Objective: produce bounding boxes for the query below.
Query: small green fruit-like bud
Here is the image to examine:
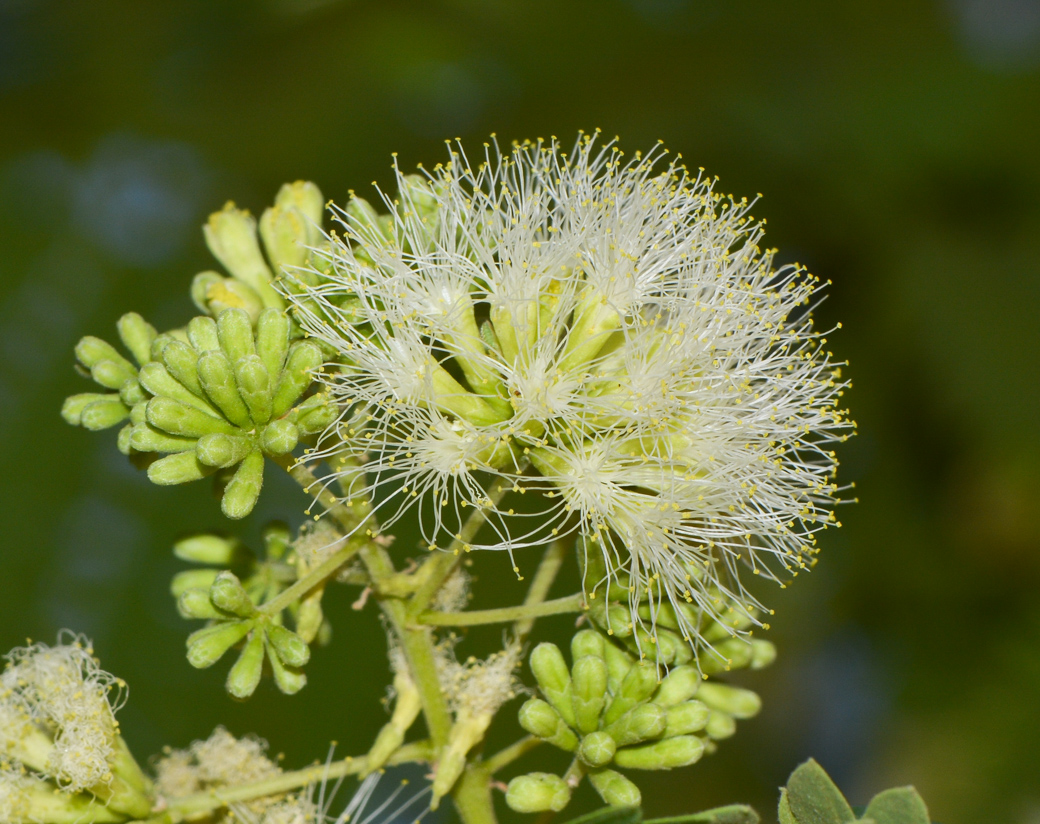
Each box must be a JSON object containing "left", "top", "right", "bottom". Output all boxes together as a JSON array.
[
  {"left": 76, "top": 335, "right": 133, "bottom": 371},
  {"left": 697, "top": 683, "right": 761, "bottom": 720},
  {"left": 178, "top": 588, "right": 224, "bottom": 620},
  {"left": 614, "top": 735, "right": 705, "bottom": 770},
  {"left": 572, "top": 629, "right": 606, "bottom": 661},
  {"left": 292, "top": 394, "right": 337, "bottom": 436},
  {"left": 221, "top": 449, "right": 265, "bottom": 519},
  {"left": 138, "top": 362, "right": 216, "bottom": 413},
  {"left": 530, "top": 643, "right": 576, "bottom": 727},
  {"left": 603, "top": 661, "right": 658, "bottom": 725},
  {"left": 266, "top": 623, "right": 310, "bottom": 668},
  {"left": 171, "top": 568, "right": 220, "bottom": 597},
  {"left": 197, "top": 350, "right": 251, "bottom": 427},
  {"left": 209, "top": 571, "right": 256, "bottom": 617},
  {"left": 90, "top": 358, "right": 136, "bottom": 390},
  {"left": 62, "top": 392, "right": 111, "bottom": 425},
  {"left": 571, "top": 655, "right": 609, "bottom": 734},
  {"left": 196, "top": 433, "right": 253, "bottom": 468},
  {"left": 148, "top": 451, "right": 213, "bottom": 485},
  {"left": 226, "top": 629, "right": 265, "bottom": 699},
  {"left": 261, "top": 418, "right": 299, "bottom": 456},
  {"left": 174, "top": 534, "right": 245, "bottom": 565},
  {"left": 588, "top": 769, "right": 642, "bottom": 807},
  {"left": 518, "top": 698, "right": 578, "bottom": 751},
  {"left": 295, "top": 596, "right": 324, "bottom": 644},
  {"left": 750, "top": 639, "right": 777, "bottom": 669},
  {"left": 705, "top": 710, "right": 736, "bottom": 740},
  {"left": 234, "top": 354, "right": 273, "bottom": 425},
  {"left": 260, "top": 203, "right": 310, "bottom": 273},
  {"left": 204, "top": 204, "right": 284, "bottom": 309},
  {"left": 117, "top": 312, "right": 157, "bottom": 365},
  {"left": 217, "top": 308, "right": 257, "bottom": 363},
  {"left": 266, "top": 635, "right": 307, "bottom": 694},
  {"left": 664, "top": 700, "right": 710, "bottom": 736},
  {"left": 579, "top": 731, "right": 616, "bottom": 767},
  {"left": 197, "top": 274, "right": 266, "bottom": 321},
  {"left": 276, "top": 181, "right": 324, "bottom": 229},
  {"left": 119, "top": 377, "right": 146, "bottom": 406},
  {"left": 130, "top": 423, "right": 196, "bottom": 454},
  {"left": 605, "top": 703, "right": 666, "bottom": 747},
  {"left": 186, "top": 620, "right": 252, "bottom": 668},
  {"left": 399, "top": 174, "right": 438, "bottom": 214},
  {"left": 346, "top": 196, "right": 388, "bottom": 238},
  {"left": 148, "top": 397, "right": 236, "bottom": 438},
  {"left": 161, "top": 339, "right": 204, "bottom": 397},
  {"left": 80, "top": 397, "right": 130, "bottom": 430},
  {"left": 700, "top": 637, "right": 755, "bottom": 675},
  {"left": 117, "top": 423, "right": 133, "bottom": 454},
  {"left": 272, "top": 341, "right": 323, "bottom": 417},
  {"left": 604, "top": 641, "right": 635, "bottom": 695},
  {"left": 654, "top": 665, "right": 700, "bottom": 707},
  {"left": 256, "top": 308, "right": 290, "bottom": 379},
  {"left": 192, "top": 271, "right": 225, "bottom": 313},
  {"left": 505, "top": 773, "right": 571, "bottom": 814},
  {"left": 187, "top": 315, "right": 221, "bottom": 352}
]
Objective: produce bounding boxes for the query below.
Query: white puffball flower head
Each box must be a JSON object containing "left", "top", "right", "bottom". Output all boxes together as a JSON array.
[{"left": 287, "top": 133, "right": 853, "bottom": 657}]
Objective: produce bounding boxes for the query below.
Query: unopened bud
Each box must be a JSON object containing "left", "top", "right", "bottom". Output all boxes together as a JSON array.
[
  {"left": 226, "top": 629, "right": 265, "bottom": 699},
  {"left": 174, "top": 534, "right": 245, "bottom": 565},
  {"left": 197, "top": 350, "right": 251, "bottom": 427},
  {"left": 614, "top": 735, "right": 705, "bottom": 770},
  {"left": 518, "top": 698, "right": 578, "bottom": 751},
  {"left": 530, "top": 643, "right": 576, "bottom": 728},
  {"left": 705, "top": 710, "right": 736, "bottom": 740},
  {"left": 148, "top": 451, "right": 212, "bottom": 485},
  {"left": 571, "top": 629, "right": 605, "bottom": 660},
  {"left": 159, "top": 340, "right": 202, "bottom": 398},
  {"left": 588, "top": 769, "right": 642, "bottom": 807},
  {"left": 578, "top": 731, "right": 616, "bottom": 767},
  {"left": 505, "top": 773, "right": 571, "bottom": 813},
  {"left": 196, "top": 433, "right": 253, "bottom": 468},
  {"left": 571, "top": 655, "right": 609, "bottom": 734},
  {"left": 75, "top": 335, "right": 132, "bottom": 371},
  {"left": 217, "top": 308, "right": 257, "bottom": 364},
  {"left": 696, "top": 683, "right": 761, "bottom": 720},
  {"left": 178, "top": 588, "right": 224, "bottom": 620},
  {"left": 130, "top": 423, "right": 195, "bottom": 454},
  {"left": 138, "top": 362, "right": 212, "bottom": 411},
  {"left": 605, "top": 703, "right": 666, "bottom": 747},
  {"left": 204, "top": 204, "right": 284, "bottom": 309},
  {"left": 750, "top": 639, "right": 777, "bottom": 669},
  {"left": 272, "top": 342, "right": 323, "bottom": 417},
  {"left": 147, "top": 397, "right": 234, "bottom": 439},
  {"left": 603, "top": 661, "right": 657, "bottom": 725},
  {"left": 654, "top": 665, "right": 700, "bottom": 707},
  {"left": 291, "top": 395, "right": 337, "bottom": 436},
  {"left": 90, "top": 359, "right": 136, "bottom": 390},
  {"left": 262, "top": 521, "right": 292, "bottom": 560},
  {"left": 209, "top": 571, "right": 256, "bottom": 617},
  {"left": 187, "top": 315, "right": 221, "bottom": 352},
  {"left": 700, "top": 637, "right": 755, "bottom": 675},
  {"left": 235, "top": 355, "right": 273, "bottom": 426},
  {"left": 79, "top": 397, "right": 130, "bottom": 430},
  {"left": 116, "top": 312, "right": 157, "bottom": 365},
  {"left": 266, "top": 635, "right": 307, "bottom": 694},
  {"left": 664, "top": 700, "right": 709, "bottom": 736},
  {"left": 221, "top": 450, "right": 264, "bottom": 519},
  {"left": 266, "top": 624, "right": 310, "bottom": 668},
  {"left": 261, "top": 418, "right": 299, "bottom": 456},
  {"left": 256, "top": 308, "right": 291, "bottom": 379},
  {"left": 186, "top": 620, "right": 252, "bottom": 668},
  {"left": 603, "top": 642, "right": 635, "bottom": 695},
  {"left": 171, "top": 568, "right": 220, "bottom": 597}
]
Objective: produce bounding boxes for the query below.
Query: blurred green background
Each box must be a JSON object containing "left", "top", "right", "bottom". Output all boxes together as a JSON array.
[{"left": 2, "top": 1, "right": 1039, "bottom": 822}]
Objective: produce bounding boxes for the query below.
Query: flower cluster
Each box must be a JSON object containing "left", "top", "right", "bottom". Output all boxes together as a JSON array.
[{"left": 288, "top": 134, "right": 852, "bottom": 656}]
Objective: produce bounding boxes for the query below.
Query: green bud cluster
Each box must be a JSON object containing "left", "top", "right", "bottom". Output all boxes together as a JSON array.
[
  {"left": 172, "top": 522, "right": 345, "bottom": 698},
  {"left": 779, "top": 759, "right": 933, "bottom": 824},
  {"left": 508, "top": 630, "right": 768, "bottom": 813},
  {"left": 582, "top": 541, "right": 777, "bottom": 672}
]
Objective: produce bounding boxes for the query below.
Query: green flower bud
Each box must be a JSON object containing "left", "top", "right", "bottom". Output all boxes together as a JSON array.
[
  {"left": 572, "top": 655, "right": 609, "bottom": 734},
  {"left": 614, "top": 735, "right": 705, "bottom": 770},
  {"left": 118, "top": 377, "right": 146, "bottom": 406},
  {"left": 196, "top": 432, "right": 253, "bottom": 468},
  {"left": 187, "top": 315, "right": 221, "bottom": 352},
  {"left": 256, "top": 308, "right": 291, "bottom": 380},
  {"left": 171, "top": 568, "right": 220, "bottom": 597},
  {"left": 79, "top": 397, "right": 130, "bottom": 430},
  {"left": 750, "top": 639, "right": 777, "bottom": 669},
  {"left": 295, "top": 596, "right": 324, "bottom": 644},
  {"left": 696, "top": 683, "right": 761, "bottom": 720},
  {"left": 346, "top": 196, "right": 390, "bottom": 239},
  {"left": 266, "top": 623, "right": 310, "bottom": 668},
  {"left": 530, "top": 643, "right": 576, "bottom": 728},
  {"left": 116, "top": 422, "right": 134, "bottom": 454},
  {"left": 130, "top": 423, "right": 195, "bottom": 454},
  {"left": 260, "top": 204, "right": 311, "bottom": 273},
  {"left": 261, "top": 418, "right": 299, "bottom": 456},
  {"left": 174, "top": 533, "right": 245, "bottom": 565},
  {"left": 291, "top": 393, "right": 337, "bottom": 436},
  {"left": 178, "top": 588, "right": 225, "bottom": 620},
  {"left": 664, "top": 700, "right": 710, "bottom": 736},
  {"left": 191, "top": 270, "right": 225, "bottom": 313},
  {"left": 226, "top": 629, "right": 265, "bottom": 699},
  {"left": 654, "top": 665, "right": 700, "bottom": 707},
  {"left": 147, "top": 397, "right": 236, "bottom": 438},
  {"left": 604, "top": 703, "right": 666, "bottom": 747},
  {"left": 579, "top": 731, "right": 616, "bottom": 767},
  {"left": 234, "top": 354, "right": 273, "bottom": 425},
  {"left": 705, "top": 710, "right": 736, "bottom": 740},
  {"left": 186, "top": 620, "right": 252, "bottom": 668},
  {"left": 588, "top": 769, "right": 642, "bottom": 807},
  {"left": 138, "top": 362, "right": 217, "bottom": 413},
  {"left": 221, "top": 449, "right": 265, "bottom": 519},
  {"left": 148, "top": 451, "right": 213, "bottom": 485},
  {"left": 194, "top": 272, "right": 266, "bottom": 321},
  {"left": 116, "top": 312, "right": 157, "bottom": 365},
  {"left": 272, "top": 341, "right": 323, "bottom": 417},
  {"left": 204, "top": 203, "right": 284, "bottom": 309},
  {"left": 217, "top": 307, "right": 257, "bottom": 364},
  {"left": 603, "top": 641, "right": 635, "bottom": 695},
  {"left": 700, "top": 637, "right": 755, "bottom": 675},
  {"left": 197, "top": 350, "right": 251, "bottom": 427},
  {"left": 518, "top": 698, "right": 578, "bottom": 751},
  {"left": 603, "top": 661, "right": 657, "bottom": 725},
  {"left": 209, "top": 571, "right": 256, "bottom": 617},
  {"left": 505, "top": 773, "right": 571, "bottom": 814},
  {"left": 62, "top": 393, "right": 111, "bottom": 425},
  {"left": 76, "top": 335, "right": 134, "bottom": 371},
  {"left": 90, "top": 358, "right": 136, "bottom": 390},
  {"left": 161, "top": 339, "right": 204, "bottom": 397},
  {"left": 571, "top": 629, "right": 606, "bottom": 661},
  {"left": 266, "top": 634, "right": 307, "bottom": 694}
]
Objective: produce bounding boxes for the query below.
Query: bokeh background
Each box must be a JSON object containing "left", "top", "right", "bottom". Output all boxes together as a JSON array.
[{"left": 2, "top": 1, "right": 1039, "bottom": 822}]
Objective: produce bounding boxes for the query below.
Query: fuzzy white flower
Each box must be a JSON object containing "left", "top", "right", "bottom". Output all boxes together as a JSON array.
[{"left": 288, "top": 133, "right": 852, "bottom": 654}]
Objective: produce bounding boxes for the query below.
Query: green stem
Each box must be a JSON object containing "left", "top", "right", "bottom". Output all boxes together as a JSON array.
[
  {"left": 514, "top": 538, "right": 570, "bottom": 641},
  {"left": 419, "top": 594, "right": 584, "bottom": 627},
  {"left": 164, "top": 742, "right": 432, "bottom": 820},
  {"left": 453, "top": 765, "right": 497, "bottom": 824},
  {"left": 260, "top": 541, "right": 362, "bottom": 616},
  {"left": 482, "top": 736, "right": 542, "bottom": 774}
]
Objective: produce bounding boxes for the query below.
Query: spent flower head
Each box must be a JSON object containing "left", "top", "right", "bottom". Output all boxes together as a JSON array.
[{"left": 287, "top": 132, "right": 852, "bottom": 657}]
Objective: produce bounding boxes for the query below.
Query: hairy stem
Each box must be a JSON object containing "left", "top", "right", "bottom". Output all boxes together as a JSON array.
[
  {"left": 482, "top": 736, "right": 542, "bottom": 774},
  {"left": 515, "top": 538, "right": 570, "bottom": 641},
  {"left": 419, "top": 594, "right": 584, "bottom": 627},
  {"left": 163, "top": 742, "right": 433, "bottom": 820}
]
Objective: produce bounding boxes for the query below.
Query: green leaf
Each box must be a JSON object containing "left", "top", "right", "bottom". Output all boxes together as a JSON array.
[
  {"left": 862, "top": 788, "right": 930, "bottom": 824},
  {"left": 779, "top": 790, "right": 797, "bottom": 824},
  {"left": 785, "top": 760, "right": 856, "bottom": 824},
  {"left": 559, "top": 804, "right": 642, "bottom": 824},
  {"left": 645, "top": 803, "right": 759, "bottom": 824}
]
